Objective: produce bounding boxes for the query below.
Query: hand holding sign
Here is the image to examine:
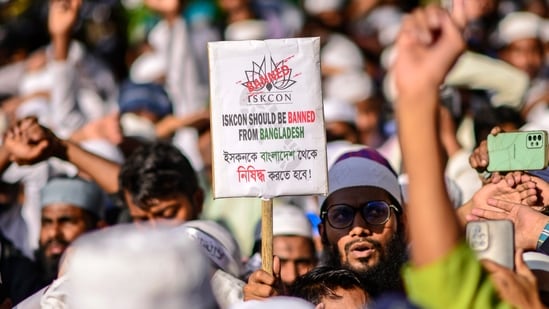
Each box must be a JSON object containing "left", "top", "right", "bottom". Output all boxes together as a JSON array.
[{"left": 209, "top": 38, "right": 326, "bottom": 276}]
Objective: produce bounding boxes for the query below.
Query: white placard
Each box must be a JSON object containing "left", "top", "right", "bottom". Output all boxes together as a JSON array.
[{"left": 209, "top": 37, "right": 327, "bottom": 199}]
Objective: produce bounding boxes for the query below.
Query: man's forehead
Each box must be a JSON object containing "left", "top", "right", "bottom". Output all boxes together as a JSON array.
[
  {"left": 273, "top": 235, "right": 314, "bottom": 258},
  {"left": 124, "top": 191, "right": 187, "bottom": 209}
]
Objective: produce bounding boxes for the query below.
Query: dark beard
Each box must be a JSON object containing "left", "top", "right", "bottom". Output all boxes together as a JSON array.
[
  {"left": 35, "top": 246, "right": 63, "bottom": 284},
  {"left": 321, "top": 229, "right": 408, "bottom": 297}
]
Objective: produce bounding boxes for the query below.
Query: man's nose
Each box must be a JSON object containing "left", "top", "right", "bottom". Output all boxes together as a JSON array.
[
  {"left": 46, "top": 222, "right": 63, "bottom": 238},
  {"left": 281, "top": 262, "right": 298, "bottom": 286},
  {"left": 349, "top": 213, "right": 372, "bottom": 237}
]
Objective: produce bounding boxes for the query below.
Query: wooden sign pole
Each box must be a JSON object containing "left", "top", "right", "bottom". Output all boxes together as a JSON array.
[{"left": 261, "top": 198, "right": 273, "bottom": 275}]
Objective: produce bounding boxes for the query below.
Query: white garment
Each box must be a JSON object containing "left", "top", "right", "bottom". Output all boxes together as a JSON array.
[
  {"left": 49, "top": 60, "right": 86, "bottom": 139},
  {"left": 444, "top": 149, "right": 482, "bottom": 203},
  {"left": 148, "top": 17, "right": 206, "bottom": 116},
  {"left": 13, "top": 276, "right": 69, "bottom": 309},
  {"left": 445, "top": 51, "right": 529, "bottom": 110},
  {"left": 523, "top": 78, "right": 549, "bottom": 130},
  {"left": 148, "top": 17, "right": 207, "bottom": 170},
  {"left": 211, "top": 269, "right": 245, "bottom": 309},
  {"left": 0, "top": 61, "right": 25, "bottom": 96}
]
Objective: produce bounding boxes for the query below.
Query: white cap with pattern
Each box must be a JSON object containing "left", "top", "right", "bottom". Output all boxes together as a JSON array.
[
  {"left": 497, "top": 12, "right": 543, "bottom": 46},
  {"left": 66, "top": 224, "right": 217, "bottom": 309}
]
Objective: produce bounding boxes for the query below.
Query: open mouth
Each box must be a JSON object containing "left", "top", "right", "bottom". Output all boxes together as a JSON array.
[
  {"left": 47, "top": 242, "right": 67, "bottom": 256},
  {"left": 349, "top": 242, "right": 374, "bottom": 259}
]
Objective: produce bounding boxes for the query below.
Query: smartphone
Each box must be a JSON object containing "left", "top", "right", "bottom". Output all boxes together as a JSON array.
[
  {"left": 466, "top": 220, "right": 515, "bottom": 269},
  {"left": 487, "top": 130, "right": 549, "bottom": 172}
]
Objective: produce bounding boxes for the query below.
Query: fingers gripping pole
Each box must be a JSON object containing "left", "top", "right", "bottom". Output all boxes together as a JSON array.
[{"left": 261, "top": 198, "right": 273, "bottom": 275}]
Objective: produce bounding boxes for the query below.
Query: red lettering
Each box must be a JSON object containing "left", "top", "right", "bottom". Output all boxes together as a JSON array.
[
  {"left": 281, "top": 65, "right": 290, "bottom": 76},
  {"left": 246, "top": 65, "right": 293, "bottom": 93},
  {"left": 288, "top": 110, "right": 316, "bottom": 123},
  {"left": 308, "top": 111, "right": 315, "bottom": 122},
  {"left": 245, "top": 82, "right": 255, "bottom": 92}
]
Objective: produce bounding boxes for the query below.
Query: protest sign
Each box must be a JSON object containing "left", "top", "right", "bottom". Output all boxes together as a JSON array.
[{"left": 208, "top": 38, "right": 327, "bottom": 199}]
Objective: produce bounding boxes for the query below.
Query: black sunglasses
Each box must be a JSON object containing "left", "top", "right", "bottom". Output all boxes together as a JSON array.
[{"left": 321, "top": 201, "right": 399, "bottom": 229}]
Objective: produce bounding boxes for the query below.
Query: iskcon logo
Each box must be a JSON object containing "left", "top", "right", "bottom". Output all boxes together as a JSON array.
[{"left": 242, "top": 56, "right": 297, "bottom": 98}]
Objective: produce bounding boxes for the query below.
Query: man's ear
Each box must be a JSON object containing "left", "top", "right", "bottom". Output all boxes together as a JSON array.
[{"left": 318, "top": 222, "right": 328, "bottom": 245}]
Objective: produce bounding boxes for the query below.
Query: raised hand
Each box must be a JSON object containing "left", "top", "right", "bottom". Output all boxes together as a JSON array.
[
  {"left": 243, "top": 256, "right": 282, "bottom": 301},
  {"left": 48, "top": 0, "right": 82, "bottom": 37},
  {"left": 144, "top": 0, "right": 181, "bottom": 20},
  {"left": 3, "top": 117, "right": 60, "bottom": 165},
  {"left": 472, "top": 175, "right": 538, "bottom": 206},
  {"left": 482, "top": 250, "right": 547, "bottom": 309},
  {"left": 529, "top": 175, "right": 549, "bottom": 209},
  {"left": 469, "top": 198, "right": 548, "bottom": 251},
  {"left": 469, "top": 126, "right": 503, "bottom": 174},
  {"left": 392, "top": 5, "right": 465, "bottom": 98}
]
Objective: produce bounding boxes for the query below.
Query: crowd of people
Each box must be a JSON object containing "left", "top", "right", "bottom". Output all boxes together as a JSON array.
[{"left": 0, "top": 0, "right": 548, "bottom": 308}]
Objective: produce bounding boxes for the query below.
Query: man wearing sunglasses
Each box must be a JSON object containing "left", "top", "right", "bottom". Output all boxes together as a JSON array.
[
  {"left": 318, "top": 148, "right": 408, "bottom": 297},
  {"left": 244, "top": 147, "right": 407, "bottom": 301}
]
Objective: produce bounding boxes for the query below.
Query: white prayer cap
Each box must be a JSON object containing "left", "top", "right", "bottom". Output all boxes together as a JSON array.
[
  {"left": 380, "top": 45, "right": 397, "bottom": 71},
  {"left": 40, "top": 177, "right": 104, "bottom": 219},
  {"left": 303, "top": 0, "right": 345, "bottom": 15},
  {"left": 324, "top": 70, "right": 374, "bottom": 103},
  {"left": 179, "top": 220, "right": 243, "bottom": 277},
  {"left": 319, "top": 147, "right": 402, "bottom": 209},
  {"left": 273, "top": 203, "right": 313, "bottom": 238},
  {"left": 321, "top": 34, "right": 365, "bottom": 72},
  {"left": 378, "top": 22, "right": 402, "bottom": 48},
  {"left": 254, "top": 203, "right": 313, "bottom": 242},
  {"left": 367, "top": 5, "right": 403, "bottom": 47},
  {"left": 224, "top": 20, "right": 268, "bottom": 41},
  {"left": 323, "top": 97, "right": 356, "bottom": 124},
  {"left": 129, "top": 52, "right": 167, "bottom": 84},
  {"left": 230, "top": 296, "right": 314, "bottom": 309},
  {"left": 79, "top": 139, "right": 125, "bottom": 165},
  {"left": 497, "top": 12, "right": 543, "bottom": 46},
  {"left": 66, "top": 224, "right": 217, "bottom": 309}
]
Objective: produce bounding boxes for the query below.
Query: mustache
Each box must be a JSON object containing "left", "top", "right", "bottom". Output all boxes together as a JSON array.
[
  {"left": 344, "top": 237, "right": 382, "bottom": 254},
  {"left": 42, "top": 237, "right": 70, "bottom": 250}
]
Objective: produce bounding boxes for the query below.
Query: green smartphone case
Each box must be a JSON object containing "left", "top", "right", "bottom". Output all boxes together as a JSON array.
[{"left": 487, "top": 130, "right": 549, "bottom": 172}]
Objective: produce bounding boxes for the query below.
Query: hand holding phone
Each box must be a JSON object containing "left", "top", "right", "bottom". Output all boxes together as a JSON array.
[
  {"left": 466, "top": 220, "right": 515, "bottom": 269},
  {"left": 487, "top": 130, "right": 549, "bottom": 172}
]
